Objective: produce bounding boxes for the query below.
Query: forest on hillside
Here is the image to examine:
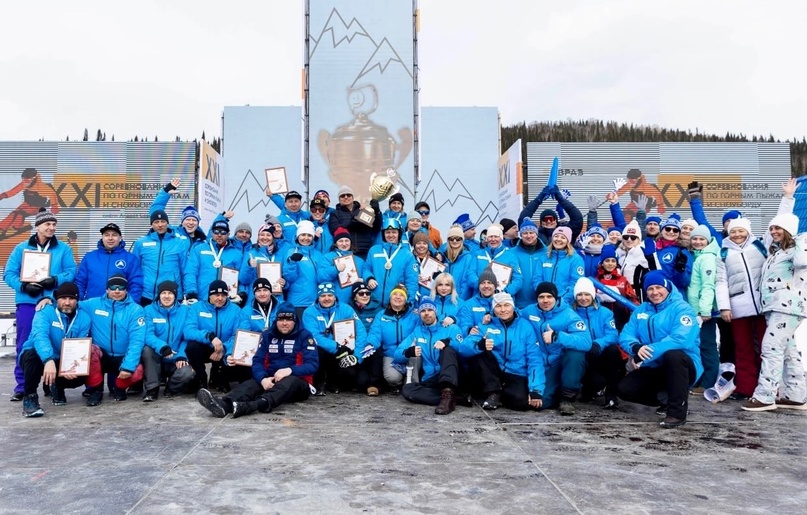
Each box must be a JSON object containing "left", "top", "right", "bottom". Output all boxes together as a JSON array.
[{"left": 501, "top": 120, "right": 807, "bottom": 177}]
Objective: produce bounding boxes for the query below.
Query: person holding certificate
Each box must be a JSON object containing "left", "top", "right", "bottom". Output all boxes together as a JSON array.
[
  {"left": 184, "top": 280, "right": 244, "bottom": 393},
  {"left": 471, "top": 224, "right": 523, "bottom": 297},
  {"left": 364, "top": 284, "right": 419, "bottom": 391},
  {"left": 18, "top": 282, "right": 99, "bottom": 416},
  {"left": 317, "top": 227, "right": 366, "bottom": 306},
  {"left": 394, "top": 297, "right": 465, "bottom": 415},
  {"left": 197, "top": 302, "right": 319, "bottom": 418},
  {"left": 4, "top": 208, "right": 77, "bottom": 402},
  {"left": 521, "top": 282, "right": 592, "bottom": 416},
  {"left": 302, "top": 282, "right": 378, "bottom": 396},
  {"left": 268, "top": 189, "right": 311, "bottom": 244},
  {"left": 131, "top": 209, "right": 187, "bottom": 307},
  {"left": 533, "top": 226, "right": 586, "bottom": 306},
  {"left": 238, "top": 278, "right": 277, "bottom": 333},
  {"left": 362, "top": 218, "right": 418, "bottom": 309},
  {"left": 142, "top": 280, "right": 194, "bottom": 400},
  {"left": 184, "top": 220, "right": 246, "bottom": 307},
  {"left": 81, "top": 275, "right": 147, "bottom": 404},
  {"left": 239, "top": 223, "right": 287, "bottom": 305},
  {"left": 411, "top": 232, "right": 442, "bottom": 300},
  {"left": 459, "top": 292, "right": 544, "bottom": 412}
]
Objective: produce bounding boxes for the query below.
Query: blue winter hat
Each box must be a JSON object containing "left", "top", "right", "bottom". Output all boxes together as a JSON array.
[
  {"left": 317, "top": 282, "right": 336, "bottom": 297},
  {"left": 587, "top": 226, "right": 608, "bottom": 240},
  {"left": 275, "top": 302, "right": 297, "bottom": 321},
  {"left": 599, "top": 244, "right": 618, "bottom": 264},
  {"left": 661, "top": 217, "right": 681, "bottom": 230},
  {"left": 454, "top": 213, "right": 475, "bottom": 231},
  {"left": 519, "top": 218, "right": 538, "bottom": 235},
  {"left": 722, "top": 210, "right": 742, "bottom": 225},
  {"left": 182, "top": 206, "right": 200, "bottom": 222},
  {"left": 419, "top": 296, "right": 437, "bottom": 311},
  {"left": 606, "top": 226, "right": 621, "bottom": 235},
  {"left": 646, "top": 216, "right": 662, "bottom": 225},
  {"left": 643, "top": 271, "right": 671, "bottom": 294}
]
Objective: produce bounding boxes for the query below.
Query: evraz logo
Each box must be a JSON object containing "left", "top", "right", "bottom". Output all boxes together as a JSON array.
[
  {"left": 115, "top": 259, "right": 126, "bottom": 269},
  {"left": 662, "top": 253, "right": 673, "bottom": 263}
]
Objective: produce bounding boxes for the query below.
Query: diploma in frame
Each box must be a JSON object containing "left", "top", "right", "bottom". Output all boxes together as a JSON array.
[
  {"left": 334, "top": 255, "right": 359, "bottom": 288},
  {"left": 333, "top": 319, "right": 356, "bottom": 351},
  {"left": 20, "top": 250, "right": 51, "bottom": 283},
  {"left": 490, "top": 262, "right": 513, "bottom": 291},
  {"left": 418, "top": 257, "right": 446, "bottom": 289},
  {"left": 232, "top": 330, "right": 262, "bottom": 366},
  {"left": 219, "top": 266, "right": 240, "bottom": 297},
  {"left": 265, "top": 167, "right": 289, "bottom": 195},
  {"left": 59, "top": 338, "right": 92, "bottom": 377},
  {"left": 258, "top": 262, "right": 283, "bottom": 294},
  {"left": 354, "top": 206, "right": 376, "bottom": 227}
]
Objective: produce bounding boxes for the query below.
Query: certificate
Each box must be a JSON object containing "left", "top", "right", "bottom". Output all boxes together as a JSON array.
[
  {"left": 333, "top": 319, "right": 356, "bottom": 351},
  {"left": 20, "top": 250, "right": 51, "bottom": 282},
  {"left": 219, "top": 266, "right": 240, "bottom": 298},
  {"left": 354, "top": 206, "right": 376, "bottom": 227},
  {"left": 490, "top": 262, "right": 513, "bottom": 291},
  {"left": 59, "top": 338, "right": 92, "bottom": 377},
  {"left": 418, "top": 257, "right": 446, "bottom": 289},
  {"left": 258, "top": 262, "right": 283, "bottom": 294},
  {"left": 265, "top": 166, "right": 289, "bottom": 195},
  {"left": 334, "top": 255, "right": 359, "bottom": 288},
  {"left": 232, "top": 330, "right": 262, "bottom": 366}
]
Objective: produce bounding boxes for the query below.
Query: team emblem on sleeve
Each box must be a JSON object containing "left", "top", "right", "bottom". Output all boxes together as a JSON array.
[
  {"left": 577, "top": 266, "right": 584, "bottom": 275},
  {"left": 575, "top": 321, "right": 586, "bottom": 330},
  {"left": 137, "top": 317, "right": 145, "bottom": 326},
  {"left": 680, "top": 315, "right": 693, "bottom": 326}
]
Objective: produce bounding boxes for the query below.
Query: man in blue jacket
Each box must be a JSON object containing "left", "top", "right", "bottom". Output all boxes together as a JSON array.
[
  {"left": 4, "top": 208, "right": 76, "bottom": 401},
  {"left": 363, "top": 218, "right": 418, "bottom": 308},
  {"left": 131, "top": 210, "right": 187, "bottom": 306},
  {"left": 197, "top": 302, "right": 319, "bottom": 418},
  {"left": 268, "top": 189, "right": 311, "bottom": 243},
  {"left": 81, "top": 274, "right": 146, "bottom": 405},
  {"left": 150, "top": 179, "right": 207, "bottom": 255},
  {"left": 142, "top": 280, "right": 194, "bottom": 401},
  {"left": 395, "top": 297, "right": 466, "bottom": 415},
  {"left": 364, "top": 285, "right": 420, "bottom": 390},
  {"left": 184, "top": 280, "right": 244, "bottom": 392},
  {"left": 18, "top": 282, "right": 98, "bottom": 416},
  {"left": 75, "top": 222, "right": 144, "bottom": 303},
  {"left": 471, "top": 224, "right": 523, "bottom": 297},
  {"left": 618, "top": 271, "right": 703, "bottom": 428},
  {"left": 184, "top": 219, "right": 245, "bottom": 306},
  {"left": 522, "top": 282, "right": 592, "bottom": 415}
]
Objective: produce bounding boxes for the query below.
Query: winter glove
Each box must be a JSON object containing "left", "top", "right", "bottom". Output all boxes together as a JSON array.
[
  {"left": 159, "top": 346, "right": 174, "bottom": 358},
  {"left": 289, "top": 252, "right": 304, "bottom": 262},
  {"left": 635, "top": 194, "right": 648, "bottom": 212},
  {"left": 163, "top": 181, "right": 177, "bottom": 192},
  {"left": 631, "top": 344, "right": 644, "bottom": 362},
  {"left": 673, "top": 251, "right": 688, "bottom": 273},
  {"left": 549, "top": 185, "right": 561, "bottom": 199},
  {"left": 404, "top": 346, "right": 418, "bottom": 359},
  {"left": 185, "top": 292, "right": 198, "bottom": 301},
  {"left": 22, "top": 283, "right": 44, "bottom": 297},
  {"left": 586, "top": 342, "right": 602, "bottom": 360},
  {"left": 38, "top": 277, "right": 57, "bottom": 290},
  {"left": 338, "top": 354, "right": 358, "bottom": 368},
  {"left": 529, "top": 391, "right": 542, "bottom": 400},
  {"left": 477, "top": 338, "right": 487, "bottom": 351},
  {"left": 335, "top": 345, "right": 353, "bottom": 359},
  {"left": 687, "top": 181, "right": 702, "bottom": 200},
  {"left": 439, "top": 338, "right": 451, "bottom": 347},
  {"left": 237, "top": 292, "right": 248, "bottom": 306},
  {"left": 538, "top": 186, "right": 551, "bottom": 201},
  {"left": 587, "top": 195, "right": 599, "bottom": 212}
]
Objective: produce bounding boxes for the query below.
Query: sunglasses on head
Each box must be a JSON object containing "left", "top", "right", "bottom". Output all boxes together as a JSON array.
[
  {"left": 212, "top": 229, "right": 228, "bottom": 235},
  {"left": 448, "top": 236, "right": 462, "bottom": 242},
  {"left": 108, "top": 285, "right": 126, "bottom": 291},
  {"left": 622, "top": 235, "right": 638, "bottom": 241},
  {"left": 664, "top": 227, "right": 680, "bottom": 233}
]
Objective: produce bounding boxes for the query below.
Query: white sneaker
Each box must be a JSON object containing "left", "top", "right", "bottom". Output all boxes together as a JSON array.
[{"left": 704, "top": 363, "right": 736, "bottom": 404}]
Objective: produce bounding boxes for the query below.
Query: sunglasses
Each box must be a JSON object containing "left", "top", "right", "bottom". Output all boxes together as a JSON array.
[
  {"left": 212, "top": 229, "right": 229, "bottom": 235},
  {"left": 339, "top": 193, "right": 353, "bottom": 198},
  {"left": 664, "top": 227, "right": 680, "bottom": 233},
  {"left": 417, "top": 210, "right": 430, "bottom": 216},
  {"left": 541, "top": 217, "right": 556, "bottom": 223},
  {"left": 311, "top": 208, "right": 325, "bottom": 213},
  {"left": 448, "top": 237, "right": 462, "bottom": 242},
  {"left": 622, "top": 235, "right": 638, "bottom": 241},
  {"left": 356, "top": 291, "right": 371, "bottom": 297},
  {"left": 108, "top": 285, "right": 126, "bottom": 291}
]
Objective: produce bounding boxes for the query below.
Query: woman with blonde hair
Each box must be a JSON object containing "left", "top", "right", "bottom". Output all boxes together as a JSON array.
[
  {"left": 429, "top": 272, "right": 461, "bottom": 327},
  {"left": 534, "top": 226, "right": 585, "bottom": 305}
]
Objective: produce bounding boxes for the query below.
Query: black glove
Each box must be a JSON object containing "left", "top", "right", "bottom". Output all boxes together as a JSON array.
[
  {"left": 369, "top": 199, "right": 380, "bottom": 210},
  {"left": 164, "top": 182, "right": 177, "bottom": 192},
  {"left": 22, "top": 283, "right": 44, "bottom": 297},
  {"left": 631, "top": 344, "right": 644, "bottom": 363},
  {"left": 339, "top": 354, "right": 358, "bottom": 368},
  {"left": 289, "top": 252, "right": 303, "bottom": 262},
  {"left": 185, "top": 292, "right": 198, "bottom": 301},
  {"left": 38, "top": 277, "right": 57, "bottom": 290},
  {"left": 404, "top": 346, "right": 417, "bottom": 358},
  {"left": 335, "top": 345, "right": 353, "bottom": 358},
  {"left": 687, "top": 181, "right": 702, "bottom": 200},
  {"left": 237, "top": 292, "right": 248, "bottom": 306},
  {"left": 673, "top": 251, "right": 688, "bottom": 273},
  {"left": 207, "top": 331, "right": 217, "bottom": 343},
  {"left": 549, "top": 185, "right": 561, "bottom": 199},
  {"left": 159, "top": 345, "right": 174, "bottom": 358},
  {"left": 538, "top": 186, "right": 551, "bottom": 200},
  {"left": 439, "top": 338, "right": 451, "bottom": 347},
  {"left": 529, "top": 391, "right": 542, "bottom": 400},
  {"left": 477, "top": 338, "right": 488, "bottom": 351},
  {"left": 174, "top": 358, "right": 188, "bottom": 366},
  {"left": 586, "top": 342, "right": 602, "bottom": 360}
]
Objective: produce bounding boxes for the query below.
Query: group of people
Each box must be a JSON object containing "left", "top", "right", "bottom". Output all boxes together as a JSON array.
[{"left": 5, "top": 176, "right": 805, "bottom": 429}]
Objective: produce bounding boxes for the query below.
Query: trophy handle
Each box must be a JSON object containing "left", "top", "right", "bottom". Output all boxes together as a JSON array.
[
  {"left": 317, "top": 130, "right": 331, "bottom": 165},
  {"left": 394, "top": 128, "right": 413, "bottom": 170}
]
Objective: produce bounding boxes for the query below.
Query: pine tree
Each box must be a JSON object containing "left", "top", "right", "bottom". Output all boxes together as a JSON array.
[
  {"left": 83, "top": 128, "right": 89, "bottom": 141},
  {"left": 96, "top": 129, "right": 102, "bottom": 141}
]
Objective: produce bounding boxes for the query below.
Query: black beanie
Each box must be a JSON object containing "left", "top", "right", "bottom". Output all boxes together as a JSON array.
[
  {"left": 157, "top": 280, "right": 178, "bottom": 297},
  {"left": 535, "top": 281, "right": 558, "bottom": 299}
]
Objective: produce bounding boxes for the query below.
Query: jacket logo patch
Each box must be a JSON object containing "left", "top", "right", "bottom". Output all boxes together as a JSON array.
[
  {"left": 95, "top": 309, "right": 109, "bottom": 317},
  {"left": 115, "top": 260, "right": 126, "bottom": 269},
  {"left": 575, "top": 321, "right": 586, "bottom": 330},
  {"left": 609, "top": 320, "right": 616, "bottom": 328},
  {"left": 680, "top": 315, "right": 693, "bottom": 326},
  {"left": 543, "top": 263, "right": 553, "bottom": 267},
  {"left": 487, "top": 329, "right": 501, "bottom": 335},
  {"left": 142, "top": 241, "right": 157, "bottom": 247},
  {"left": 637, "top": 313, "right": 649, "bottom": 320},
  {"left": 577, "top": 266, "right": 584, "bottom": 275},
  {"left": 200, "top": 312, "right": 213, "bottom": 318},
  {"left": 472, "top": 307, "right": 485, "bottom": 312},
  {"left": 662, "top": 254, "right": 673, "bottom": 263},
  {"left": 137, "top": 317, "right": 145, "bottom": 327},
  {"left": 705, "top": 270, "right": 712, "bottom": 275},
  {"left": 51, "top": 321, "right": 61, "bottom": 328}
]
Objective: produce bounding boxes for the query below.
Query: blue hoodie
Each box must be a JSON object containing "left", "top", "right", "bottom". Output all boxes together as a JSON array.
[
  {"left": 131, "top": 228, "right": 187, "bottom": 301},
  {"left": 75, "top": 239, "right": 144, "bottom": 302},
  {"left": 143, "top": 300, "right": 190, "bottom": 361},
  {"left": 4, "top": 235, "right": 77, "bottom": 305},
  {"left": 534, "top": 250, "right": 586, "bottom": 305},
  {"left": 82, "top": 293, "right": 146, "bottom": 373}
]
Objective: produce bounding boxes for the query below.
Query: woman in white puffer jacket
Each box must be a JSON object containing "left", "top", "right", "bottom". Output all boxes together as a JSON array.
[{"left": 716, "top": 180, "right": 796, "bottom": 399}]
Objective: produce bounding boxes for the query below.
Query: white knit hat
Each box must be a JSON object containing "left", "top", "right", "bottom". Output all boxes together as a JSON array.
[
  {"left": 681, "top": 218, "right": 699, "bottom": 230},
  {"left": 491, "top": 292, "right": 514, "bottom": 310},
  {"left": 573, "top": 277, "right": 596, "bottom": 298},
  {"left": 296, "top": 220, "right": 315, "bottom": 238},
  {"left": 727, "top": 217, "right": 752, "bottom": 234},
  {"left": 486, "top": 223, "right": 504, "bottom": 238},
  {"left": 768, "top": 213, "right": 799, "bottom": 236},
  {"left": 622, "top": 220, "right": 641, "bottom": 237}
]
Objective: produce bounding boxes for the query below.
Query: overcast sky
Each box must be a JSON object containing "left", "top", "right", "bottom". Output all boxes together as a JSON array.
[{"left": 2, "top": 0, "right": 805, "bottom": 142}]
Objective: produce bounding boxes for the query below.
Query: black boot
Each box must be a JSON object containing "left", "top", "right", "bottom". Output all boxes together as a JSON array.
[
  {"left": 231, "top": 400, "right": 258, "bottom": 419},
  {"left": 435, "top": 388, "right": 456, "bottom": 415}
]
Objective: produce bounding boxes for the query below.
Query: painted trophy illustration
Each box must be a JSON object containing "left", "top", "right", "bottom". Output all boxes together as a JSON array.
[{"left": 318, "top": 84, "right": 413, "bottom": 204}]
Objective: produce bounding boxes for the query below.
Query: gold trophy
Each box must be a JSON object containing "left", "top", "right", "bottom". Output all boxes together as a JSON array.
[
  {"left": 370, "top": 168, "right": 399, "bottom": 201},
  {"left": 318, "top": 84, "right": 413, "bottom": 205}
]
